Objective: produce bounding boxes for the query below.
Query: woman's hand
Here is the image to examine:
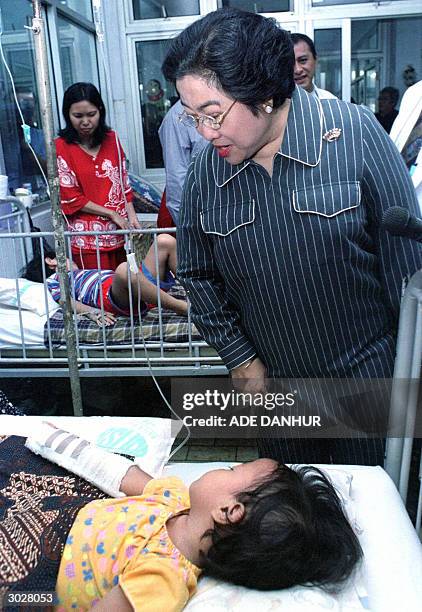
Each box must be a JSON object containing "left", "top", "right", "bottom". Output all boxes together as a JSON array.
[
  {"left": 127, "top": 211, "right": 141, "bottom": 229},
  {"left": 110, "top": 210, "right": 129, "bottom": 230},
  {"left": 231, "top": 357, "right": 267, "bottom": 395}
]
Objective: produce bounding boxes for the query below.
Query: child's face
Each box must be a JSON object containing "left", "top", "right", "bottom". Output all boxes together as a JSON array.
[{"left": 189, "top": 459, "right": 277, "bottom": 516}]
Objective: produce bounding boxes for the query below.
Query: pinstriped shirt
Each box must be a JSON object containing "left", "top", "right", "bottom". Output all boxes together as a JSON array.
[{"left": 177, "top": 87, "right": 422, "bottom": 378}]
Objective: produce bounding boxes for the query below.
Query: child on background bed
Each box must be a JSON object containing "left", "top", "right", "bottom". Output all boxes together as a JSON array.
[
  {"left": 22, "top": 422, "right": 363, "bottom": 612},
  {"left": 22, "top": 235, "right": 187, "bottom": 324}
]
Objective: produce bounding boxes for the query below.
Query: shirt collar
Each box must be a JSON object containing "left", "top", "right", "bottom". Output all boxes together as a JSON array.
[
  {"left": 280, "top": 86, "right": 323, "bottom": 166},
  {"left": 212, "top": 86, "right": 323, "bottom": 187}
]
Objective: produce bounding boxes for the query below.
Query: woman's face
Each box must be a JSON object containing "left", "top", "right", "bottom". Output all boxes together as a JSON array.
[
  {"left": 68, "top": 100, "right": 100, "bottom": 140},
  {"left": 176, "top": 75, "right": 278, "bottom": 165}
]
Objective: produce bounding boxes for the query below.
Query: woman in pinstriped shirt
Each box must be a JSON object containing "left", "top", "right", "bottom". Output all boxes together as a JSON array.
[{"left": 162, "top": 9, "right": 422, "bottom": 465}]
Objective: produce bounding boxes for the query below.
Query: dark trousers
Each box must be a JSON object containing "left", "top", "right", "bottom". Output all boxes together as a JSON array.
[{"left": 257, "top": 437, "right": 385, "bottom": 466}]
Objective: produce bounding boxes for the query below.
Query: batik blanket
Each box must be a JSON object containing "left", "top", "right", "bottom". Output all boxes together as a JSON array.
[{"left": 0, "top": 436, "right": 105, "bottom": 608}]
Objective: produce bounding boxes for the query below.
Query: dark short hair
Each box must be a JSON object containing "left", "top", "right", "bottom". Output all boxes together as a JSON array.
[
  {"left": 22, "top": 240, "right": 56, "bottom": 283},
  {"left": 379, "top": 87, "right": 399, "bottom": 106},
  {"left": 59, "top": 82, "right": 110, "bottom": 145},
  {"left": 291, "top": 33, "right": 317, "bottom": 59},
  {"left": 200, "top": 465, "right": 362, "bottom": 591},
  {"left": 162, "top": 8, "right": 295, "bottom": 114}
]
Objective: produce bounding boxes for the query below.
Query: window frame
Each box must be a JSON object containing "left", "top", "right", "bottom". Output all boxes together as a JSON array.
[{"left": 0, "top": 0, "right": 101, "bottom": 201}]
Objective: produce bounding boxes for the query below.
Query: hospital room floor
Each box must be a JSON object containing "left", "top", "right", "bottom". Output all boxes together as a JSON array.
[{"left": 169, "top": 436, "right": 259, "bottom": 463}]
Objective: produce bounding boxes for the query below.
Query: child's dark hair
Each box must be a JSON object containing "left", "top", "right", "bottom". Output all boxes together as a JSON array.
[
  {"left": 22, "top": 240, "right": 56, "bottom": 283},
  {"left": 200, "top": 465, "right": 362, "bottom": 591},
  {"left": 59, "top": 82, "right": 110, "bottom": 146}
]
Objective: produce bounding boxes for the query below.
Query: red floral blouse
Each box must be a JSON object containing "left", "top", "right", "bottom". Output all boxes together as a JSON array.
[{"left": 55, "top": 131, "right": 133, "bottom": 253}]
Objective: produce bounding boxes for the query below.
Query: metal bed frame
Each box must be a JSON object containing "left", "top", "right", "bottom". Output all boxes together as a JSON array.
[
  {"left": 385, "top": 269, "right": 422, "bottom": 528},
  {"left": 0, "top": 201, "right": 226, "bottom": 378}
]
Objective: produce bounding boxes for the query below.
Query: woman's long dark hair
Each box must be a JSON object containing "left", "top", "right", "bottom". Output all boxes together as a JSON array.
[{"left": 58, "top": 82, "right": 111, "bottom": 146}]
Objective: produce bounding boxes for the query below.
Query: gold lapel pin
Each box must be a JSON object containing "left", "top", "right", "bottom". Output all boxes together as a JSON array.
[{"left": 323, "top": 127, "right": 342, "bottom": 142}]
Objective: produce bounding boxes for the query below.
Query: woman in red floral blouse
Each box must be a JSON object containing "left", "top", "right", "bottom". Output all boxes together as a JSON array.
[{"left": 56, "top": 82, "right": 140, "bottom": 270}]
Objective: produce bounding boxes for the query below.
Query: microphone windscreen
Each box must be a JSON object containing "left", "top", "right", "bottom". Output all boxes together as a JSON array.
[{"left": 381, "top": 207, "right": 410, "bottom": 236}]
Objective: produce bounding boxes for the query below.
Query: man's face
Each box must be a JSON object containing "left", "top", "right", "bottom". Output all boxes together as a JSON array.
[
  {"left": 378, "top": 93, "right": 395, "bottom": 116},
  {"left": 293, "top": 41, "right": 317, "bottom": 93}
]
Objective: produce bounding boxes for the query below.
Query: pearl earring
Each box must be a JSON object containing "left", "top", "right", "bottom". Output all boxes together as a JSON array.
[{"left": 264, "top": 104, "right": 273, "bottom": 114}]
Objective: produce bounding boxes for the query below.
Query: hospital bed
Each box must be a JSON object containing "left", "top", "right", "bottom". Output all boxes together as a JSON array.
[
  {"left": 0, "top": 216, "right": 226, "bottom": 379},
  {"left": 169, "top": 462, "right": 422, "bottom": 612},
  {"left": 0, "top": 415, "right": 421, "bottom": 612}
]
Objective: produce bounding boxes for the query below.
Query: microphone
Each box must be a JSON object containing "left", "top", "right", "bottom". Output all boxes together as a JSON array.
[{"left": 381, "top": 207, "right": 422, "bottom": 243}]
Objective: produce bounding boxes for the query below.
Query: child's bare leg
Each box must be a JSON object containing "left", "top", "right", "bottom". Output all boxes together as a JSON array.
[
  {"left": 141, "top": 233, "right": 186, "bottom": 313},
  {"left": 111, "top": 260, "right": 187, "bottom": 315},
  {"left": 143, "top": 233, "right": 177, "bottom": 279}
]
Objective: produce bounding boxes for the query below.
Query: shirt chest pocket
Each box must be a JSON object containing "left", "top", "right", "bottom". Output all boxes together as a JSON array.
[
  {"left": 200, "top": 200, "right": 255, "bottom": 236},
  {"left": 292, "top": 182, "right": 361, "bottom": 218}
]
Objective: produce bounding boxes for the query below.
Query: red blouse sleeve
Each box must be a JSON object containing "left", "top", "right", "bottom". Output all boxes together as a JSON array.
[{"left": 55, "top": 138, "right": 90, "bottom": 215}]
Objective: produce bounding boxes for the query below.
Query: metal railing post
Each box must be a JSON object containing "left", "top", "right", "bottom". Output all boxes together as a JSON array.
[
  {"left": 31, "top": 0, "right": 83, "bottom": 416},
  {"left": 385, "top": 270, "right": 422, "bottom": 495}
]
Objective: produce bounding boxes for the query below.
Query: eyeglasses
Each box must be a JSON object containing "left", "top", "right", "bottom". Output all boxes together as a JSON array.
[{"left": 178, "top": 100, "right": 237, "bottom": 130}]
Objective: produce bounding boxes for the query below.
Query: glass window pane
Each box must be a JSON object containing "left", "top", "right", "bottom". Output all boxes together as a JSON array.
[
  {"left": 351, "top": 16, "right": 422, "bottom": 114},
  {"left": 135, "top": 40, "right": 177, "bottom": 168},
  {"left": 57, "top": 0, "right": 93, "bottom": 20},
  {"left": 351, "top": 20, "right": 378, "bottom": 51},
  {"left": 132, "top": 0, "right": 199, "bottom": 20},
  {"left": 0, "top": 0, "right": 50, "bottom": 195},
  {"left": 57, "top": 17, "right": 99, "bottom": 91},
  {"left": 220, "top": 0, "right": 291, "bottom": 11},
  {"left": 314, "top": 29, "right": 342, "bottom": 98}
]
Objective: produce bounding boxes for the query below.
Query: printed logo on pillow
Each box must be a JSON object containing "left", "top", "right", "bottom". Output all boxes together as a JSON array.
[{"left": 97, "top": 428, "right": 148, "bottom": 457}]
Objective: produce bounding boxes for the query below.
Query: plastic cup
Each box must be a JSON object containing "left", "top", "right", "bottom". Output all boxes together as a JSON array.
[{"left": 15, "top": 188, "right": 33, "bottom": 209}]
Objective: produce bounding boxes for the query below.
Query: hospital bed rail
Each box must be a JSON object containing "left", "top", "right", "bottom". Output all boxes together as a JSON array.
[
  {"left": 385, "top": 269, "right": 422, "bottom": 531},
  {"left": 0, "top": 223, "right": 227, "bottom": 378}
]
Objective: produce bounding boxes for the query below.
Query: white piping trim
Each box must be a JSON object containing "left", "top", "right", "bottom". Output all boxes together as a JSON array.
[
  {"left": 200, "top": 199, "right": 255, "bottom": 236},
  {"left": 292, "top": 183, "right": 361, "bottom": 218},
  {"left": 280, "top": 94, "right": 324, "bottom": 168},
  {"left": 214, "top": 161, "right": 251, "bottom": 188}
]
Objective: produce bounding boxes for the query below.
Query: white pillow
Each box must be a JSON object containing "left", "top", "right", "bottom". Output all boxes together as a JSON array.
[
  {"left": 0, "top": 415, "right": 181, "bottom": 479},
  {"left": 0, "top": 277, "right": 59, "bottom": 316},
  {"left": 0, "top": 304, "right": 47, "bottom": 348}
]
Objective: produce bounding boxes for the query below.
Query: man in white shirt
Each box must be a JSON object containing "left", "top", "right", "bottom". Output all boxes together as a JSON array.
[
  {"left": 291, "top": 33, "right": 337, "bottom": 100},
  {"left": 158, "top": 100, "right": 206, "bottom": 225},
  {"left": 390, "top": 81, "right": 422, "bottom": 214}
]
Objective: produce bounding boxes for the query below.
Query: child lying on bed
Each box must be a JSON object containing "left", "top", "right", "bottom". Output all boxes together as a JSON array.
[
  {"left": 24, "top": 422, "right": 363, "bottom": 612},
  {"left": 22, "top": 234, "right": 187, "bottom": 325}
]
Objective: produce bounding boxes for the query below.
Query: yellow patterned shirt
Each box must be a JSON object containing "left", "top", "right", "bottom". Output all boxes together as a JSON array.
[{"left": 55, "top": 476, "right": 201, "bottom": 611}]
